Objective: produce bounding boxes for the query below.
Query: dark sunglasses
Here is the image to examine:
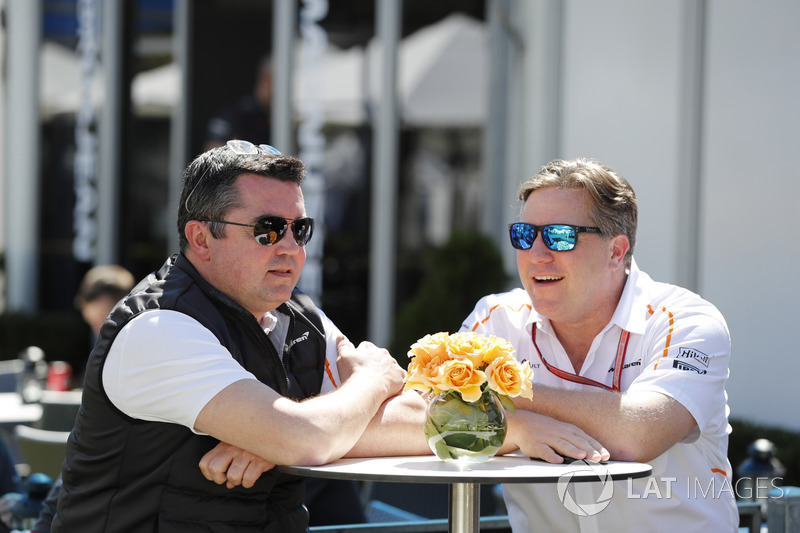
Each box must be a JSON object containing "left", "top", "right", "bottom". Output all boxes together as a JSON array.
[
  {"left": 508, "top": 223, "right": 602, "bottom": 251},
  {"left": 200, "top": 216, "right": 314, "bottom": 246}
]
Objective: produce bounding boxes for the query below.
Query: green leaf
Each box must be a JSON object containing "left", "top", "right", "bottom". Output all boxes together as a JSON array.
[{"left": 498, "top": 394, "right": 516, "bottom": 413}]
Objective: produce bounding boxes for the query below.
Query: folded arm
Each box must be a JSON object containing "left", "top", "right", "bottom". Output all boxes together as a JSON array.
[
  {"left": 515, "top": 387, "right": 696, "bottom": 462},
  {"left": 345, "top": 390, "right": 430, "bottom": 458},
  {"left": 194, "top": 339, "right": 406, "bottom": 467},
  {"left": 501, "top": 408, "right": 609, "bottom": 463}
]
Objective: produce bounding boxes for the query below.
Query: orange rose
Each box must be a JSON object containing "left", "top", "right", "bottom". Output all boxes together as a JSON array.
[
  {"left": 430, "top": 358, "right": 486, "bottom": 402},
  {"left": 404, "top": 362, "right": 430, "bottom": 393},
  {"left": 446, "top": 331, "right": 490, "bottom": 368},
  {"left": 486, "top": 356, "right": 534, "bottom": 400},
  {"left": 405, "top": 332, "right": 451, "bottom": 394},
  {"left": 482, "top": 336, "right": 516, "bottom": 366},
  {"left": 408, "top": 332, "right": 450, "bottom": 366}
]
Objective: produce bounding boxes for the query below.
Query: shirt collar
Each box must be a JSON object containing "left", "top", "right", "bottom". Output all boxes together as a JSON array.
[
  {"left": 259, "top": 311, "right": 279, "bottom": 333},
  {"left": 609, "top": 257, "right": 647, "bottom": 335}
]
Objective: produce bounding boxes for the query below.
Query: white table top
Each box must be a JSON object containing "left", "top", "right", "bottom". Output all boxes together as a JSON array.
[
  {"left": 0, "top": 392, "right": 43, "bottom": 425},
  {"left": 279, "top": 454, "right": 651, "bottom": 485}
]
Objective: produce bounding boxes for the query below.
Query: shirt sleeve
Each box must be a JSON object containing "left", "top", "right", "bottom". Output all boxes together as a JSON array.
[
  {"left": 626, "top": 303, "right": 731, "bottom": 436},
  {"left": 317, "top": 309, "right": 343, "bottom": 393},
  {"left": 102, "top": 309, "right": 258, "bottom": 432}
]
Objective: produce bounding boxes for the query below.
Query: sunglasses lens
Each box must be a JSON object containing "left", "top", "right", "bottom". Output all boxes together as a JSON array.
[
  {"left": 542, "top": 225, "right": 577, "bottom": 251},
  {"left": 291, "top": 218, "right": 314, "bottom": 245},
  {"left": 253, "top": 217, "right": 288, "bottom": 245},
  {"left": 509, "top": 223, "right": 535, "bottom": 250},
  {"left": 258, "top": 144, "right": 281, "bottom": 156},
  {"left": 252, "top": 217, "right": 314, "bottom": 246},
  {"left": 226, "top": 139, "right": 259, "bottom": 155}
]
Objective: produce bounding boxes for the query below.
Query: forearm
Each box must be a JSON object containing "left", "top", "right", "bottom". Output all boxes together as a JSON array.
[
  {"left": 346, "top": 391, "right": 430, "bottom": 457},
  {"left": 517, "top": 385, "right": 695, "bottom": 462},
  {"left": 287, "top": 373, "right": 401, "bottom": 462},
  {"left": 196, "top": 376, "right": 398, "bottom": 466}
]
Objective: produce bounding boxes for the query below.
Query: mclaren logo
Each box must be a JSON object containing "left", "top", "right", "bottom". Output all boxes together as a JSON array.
[
  {"left": 608, "top": 359, "right": 641, "bottom": 373},
  {"left": 287, "top": 331, "right": 310, "bottom": 349}
]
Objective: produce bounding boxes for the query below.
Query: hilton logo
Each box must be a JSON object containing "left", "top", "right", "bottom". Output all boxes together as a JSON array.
[{"left": 677, "top": 347, "right": 709, "bottom": 368}]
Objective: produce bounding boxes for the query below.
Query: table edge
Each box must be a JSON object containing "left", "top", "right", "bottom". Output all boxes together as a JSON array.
[{"left": 278, "top": 459, "right": 652, "bottom": 485}]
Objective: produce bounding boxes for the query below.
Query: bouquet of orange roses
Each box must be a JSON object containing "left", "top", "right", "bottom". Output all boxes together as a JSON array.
[{"left": 404, "top": 331, "right": 534, "bottom": 461}]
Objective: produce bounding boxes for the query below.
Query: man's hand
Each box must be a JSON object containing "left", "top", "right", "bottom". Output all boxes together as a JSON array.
[
  {"left": 504, "top": 410, "right": 610, "bottom": 464},
  {"left": 199, "top": 442, "right": 275, "bottom": 489},
  {"left": 335, "top": 337, "right": 406, "bottom": 398}
]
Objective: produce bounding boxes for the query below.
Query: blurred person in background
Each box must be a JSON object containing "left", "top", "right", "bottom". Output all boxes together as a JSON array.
[
  {"left": 72, "top": 265, "right": 136, "bottom": 388},
  {"left": 75, "top": 265, "right": 136, "bottom": 340},
  {"left": 204, "top": 55, "right": 273, "bottom": 151}
]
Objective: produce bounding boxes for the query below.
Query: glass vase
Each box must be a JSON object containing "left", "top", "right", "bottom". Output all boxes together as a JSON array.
[{"left": 424, "top": 388, "right": 507, "bottom": 462}]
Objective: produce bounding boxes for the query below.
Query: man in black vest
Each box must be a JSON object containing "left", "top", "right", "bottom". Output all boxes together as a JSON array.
[{"left": 50, "top": 141, "right": 429, "bottom": 532}]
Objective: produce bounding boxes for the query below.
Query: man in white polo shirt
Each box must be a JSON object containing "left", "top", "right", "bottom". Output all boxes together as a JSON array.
[{"left": 461, "top": 158, "right": 737, "bottom": 532}]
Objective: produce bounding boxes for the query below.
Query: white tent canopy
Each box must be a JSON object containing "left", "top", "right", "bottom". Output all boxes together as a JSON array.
[
  {"left": 294, "top": 12, "right": 488, "bottom": 126},
  {"left": 41, "top": 41, "right": 104, "bottom": 117},
  {"left": 390, "top": 12, "right": 487, "bottom": 126},
  {"left": 41, "top": 41, "right": 179, "bottom": 118}
]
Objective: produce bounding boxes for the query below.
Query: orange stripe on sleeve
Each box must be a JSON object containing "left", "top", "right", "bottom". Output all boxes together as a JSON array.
[
  {"left": 648, "top": 304, "right": 675, "bottom": 370},
  {"left": 324, "top": 357, "right": 338, "bottom": 389},
  {"left": 711, "top": 468, "right": 728, "bottom": 476},
  {"left": 470, "top": 303, "right": 532, "bottom": 331}
]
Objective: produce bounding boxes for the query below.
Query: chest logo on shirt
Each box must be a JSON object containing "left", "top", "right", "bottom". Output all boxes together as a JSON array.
[
  {"left": 287, "top": 331, "right": 310, "bottom": 350},
  {"left": 677, "top": 347, "right": 709, "bottom": 367},
  {"left": 607, "top": 358, "right": 641, "bottom": 373}
]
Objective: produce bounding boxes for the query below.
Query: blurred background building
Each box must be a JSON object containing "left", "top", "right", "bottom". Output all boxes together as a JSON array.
[{"left": 1, "top": 0, "right": 798, "bottom": 444}]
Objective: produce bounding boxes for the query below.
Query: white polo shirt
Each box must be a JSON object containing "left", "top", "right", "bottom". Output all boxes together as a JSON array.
[
  {"left": 103, "top": 307, "right": 343, "bottom": 432},
  {"left": 460, "top": 259, "right": 738, "bottom": 532}
]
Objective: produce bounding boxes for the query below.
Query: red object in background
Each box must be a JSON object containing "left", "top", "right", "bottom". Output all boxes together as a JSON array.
[{"left": 46, "top": 361, "right": 73, "bottom": 391}]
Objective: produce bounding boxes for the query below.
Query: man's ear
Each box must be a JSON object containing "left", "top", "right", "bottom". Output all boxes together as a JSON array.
[
  {"left": 184, "top": 220, "right": 212, "bottom": 262},
  {"left": 609, "top": 234, "right": 630, "bottom": 270}
]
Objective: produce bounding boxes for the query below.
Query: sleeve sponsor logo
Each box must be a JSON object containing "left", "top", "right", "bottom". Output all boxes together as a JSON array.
[
  {"left": 677, "top": 347, "right": 709, "bottom": 368},
  {"left": 672, "top": 359, "right": 707, "bottom": 374}
]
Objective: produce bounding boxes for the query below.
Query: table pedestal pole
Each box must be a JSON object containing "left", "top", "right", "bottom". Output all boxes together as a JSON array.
[{"left": 449, "top": 482, "right": 480, "bottom": 533}]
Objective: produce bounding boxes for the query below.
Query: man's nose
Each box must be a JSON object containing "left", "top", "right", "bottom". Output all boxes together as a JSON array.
[{"left": 525, "top": 234, "right": 553, "bottom": 261}]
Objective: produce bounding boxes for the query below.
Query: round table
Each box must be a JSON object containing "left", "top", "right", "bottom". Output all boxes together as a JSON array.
[{"left": 280, "top": 454, "right": 652, "bottom": 532}]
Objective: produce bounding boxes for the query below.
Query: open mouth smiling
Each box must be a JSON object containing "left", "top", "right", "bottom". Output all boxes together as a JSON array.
[{"left": 534, "top": 276, "right": 563, "bottom": 283}]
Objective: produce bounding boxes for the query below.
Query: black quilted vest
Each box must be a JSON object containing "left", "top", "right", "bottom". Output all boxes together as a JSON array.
[{"left": 52, "top": 254, "right": 326, "bottom": 532}]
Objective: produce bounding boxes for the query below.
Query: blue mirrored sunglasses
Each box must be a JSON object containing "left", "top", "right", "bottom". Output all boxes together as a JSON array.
[{"left": 508, "top": 223, "right": 602, "bottom": 252}]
